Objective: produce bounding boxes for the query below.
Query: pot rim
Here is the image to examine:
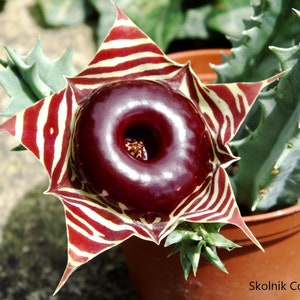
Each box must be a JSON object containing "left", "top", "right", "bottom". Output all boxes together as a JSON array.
[
  {"left": 243, "top": 202, "right": 300, "bottom": 223},
  {"left": 169, "top": 48, "right": 300, "bottom": 226}
]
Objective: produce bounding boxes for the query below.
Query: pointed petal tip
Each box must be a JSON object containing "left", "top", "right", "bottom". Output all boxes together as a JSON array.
[
  {"left": 112, "top": 1, "right": 126, "bottom": 20},
  {"left": 0, "top": 115, "right": 16, "bottom": 136},
  {"left": 235, "top": 219, "right": 264, "bottom": 252},
  {"left": 262, "top": 70, "right": 288, "bottom": 88},
  {"left": 53, "top": 263, "right": 78, "bottom": 295}
]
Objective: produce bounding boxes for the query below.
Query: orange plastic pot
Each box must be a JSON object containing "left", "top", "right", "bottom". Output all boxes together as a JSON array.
[{"left": 122, "top": 50, "right": 300, "bottom": 300}]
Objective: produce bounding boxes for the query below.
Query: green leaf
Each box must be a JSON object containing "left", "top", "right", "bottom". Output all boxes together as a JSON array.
[
  {"left": 202, "top": 245, "right": 228, "bottom": 274},
  {"left": 167, "top": 241, "right": 182, "bottom": 256},
  {"left": 17, "top": 40, "right": 75, "bottom": 92},
  {"left": 165, "top": 222, "right": 239, "bottom": 279},
  {"left": 0, "top": 68, "right": 36, "bottom": 116},
  {"left": 165, "top": 230, "right": 185, "bottom": 246},
  {"left": 0, "top": 40, "right": 75, "bottom": 117},
  {"left": 4, "top": 45, "right": 53, "bottom": 100},
  {"left": 92, "top": 0, "right": 184, "bottom": 51},
  {"left": 181, "top": 240, "right": 205, "bottom": 279},
  {"left": 89, "top": 0, "right": 120, "bottom": 44},
  {"left": 197, "top": 223, "right": 240, "bottom": 250},
  {"left": 175, "top": 5, "right": 213, "bottom": 40},
  {"left": 205, "top": 232, "right": 240, "bottom": 250},
  {"left": 125, "top": 0, "right": 182, "bottom": 50},
  {"left": 165, "top": 224, "right": 203, "bottom": 247},
  {"left": 11, "top": 144, "right": 27, "bottom": 152},
  {"left": 37, "top": 0, "right": 86, "bottom": 27},
  {"left": 0, "top": 0, "right": 6, "bottom": 11},
  {"left": 207, "top": 0, "right": 253, "bottom": 38},
  {"left": 189, "top": 241, "right": 204, "bottom": 277}
]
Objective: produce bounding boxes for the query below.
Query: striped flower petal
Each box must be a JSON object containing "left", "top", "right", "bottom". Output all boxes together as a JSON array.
[{"left": 0, "top": 4, "right": 283, "bottom": 293}]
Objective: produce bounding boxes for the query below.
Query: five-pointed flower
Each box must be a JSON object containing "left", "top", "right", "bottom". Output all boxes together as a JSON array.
[{"left": 0, "top": 4, "right": 282, "bottom": 293}]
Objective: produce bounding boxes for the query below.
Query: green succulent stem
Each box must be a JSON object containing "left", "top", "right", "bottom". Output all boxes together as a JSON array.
[
  {"left": 165, "top": 222, "right": 240, "bottom": 279},
  {"left": 215, "top": 0, "right": 300, "bottom": 213},
  {"left": 0, "top": 40, "right": 75, "bottom": 117}
]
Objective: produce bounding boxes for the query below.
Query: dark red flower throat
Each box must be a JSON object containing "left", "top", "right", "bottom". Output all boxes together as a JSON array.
[{"left": 70, "top": 80, "right": 212, "bottom": 214}]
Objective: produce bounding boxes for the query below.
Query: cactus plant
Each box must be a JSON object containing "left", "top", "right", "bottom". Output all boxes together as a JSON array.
[
  {"left": 214, "top": 0, "right": 300, "bottom": 213},
  {"left": 0, "top": 0, "right": 299, "bottom": 295}
]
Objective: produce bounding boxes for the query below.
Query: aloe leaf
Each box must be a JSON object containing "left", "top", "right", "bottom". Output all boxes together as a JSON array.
[
  {"left": 4, "top": 45, "right": 53, "bottom": 100},
  {"left": 0, "top": 40, "right": 75, "bottom": 117},
  {"left": 16, "top": 40, "right": 75, "bottom": 92},
  {"left": 0, "top": 68, "right": 36, "bottom": 116}
]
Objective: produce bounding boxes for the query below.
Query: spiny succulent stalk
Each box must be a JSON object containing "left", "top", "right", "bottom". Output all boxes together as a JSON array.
[
  {"left": 0, "top": 3, "right": 285, "bottom": 294},
  {"left": 0, "top": 39, "right": 75, "bottom": 117},
  {"left": 214, "top": 0, "right": 300, "bottom": 213},
  {"left": 215, "top": 0, "right": 300, "bottom": 82}
]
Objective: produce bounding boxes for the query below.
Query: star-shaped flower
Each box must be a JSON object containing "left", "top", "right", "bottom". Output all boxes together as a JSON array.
[{"left": 0, "top": 4, "right": 282, "bottom": 293}]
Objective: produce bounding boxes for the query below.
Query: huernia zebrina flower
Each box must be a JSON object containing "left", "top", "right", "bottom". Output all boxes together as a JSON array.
[{"left": 0, "top": 4, "right": 282, "bottom": 293}]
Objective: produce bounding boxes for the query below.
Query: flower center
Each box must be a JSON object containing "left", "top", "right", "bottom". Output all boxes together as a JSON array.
[
  {"left": 124, "top": 125, "right": 160, "bottom": 161},
  {"left": 70, "top": 80, "right": 212, "bottom": 215},
  {"left": 124, "top": 139, "right": 146, "bottom": 160}
]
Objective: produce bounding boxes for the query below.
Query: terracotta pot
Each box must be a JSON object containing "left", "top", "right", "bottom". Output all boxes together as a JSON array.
[
  {"left": 168, "top": 48, "right": 230, "bottom": 83},
  {"left": 123, "top": 204, "right": 300, "bottom": 300},
  {"left": 122, "top": 50, "right": 300, "bottom": 300}
]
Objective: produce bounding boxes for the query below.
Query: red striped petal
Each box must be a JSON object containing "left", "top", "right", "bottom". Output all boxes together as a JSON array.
[{"left": 0, "top": 4, "right": 284, "bottom": 293}]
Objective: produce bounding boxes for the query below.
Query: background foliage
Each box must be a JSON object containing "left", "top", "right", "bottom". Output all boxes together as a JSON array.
[{"left": 36, "top": 0, "right": 252, "bottom": 51}]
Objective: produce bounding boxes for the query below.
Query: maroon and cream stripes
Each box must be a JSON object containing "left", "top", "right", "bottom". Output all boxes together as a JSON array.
[{"left": 0, "top": 4, "right": 282, "bottom": 293}]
